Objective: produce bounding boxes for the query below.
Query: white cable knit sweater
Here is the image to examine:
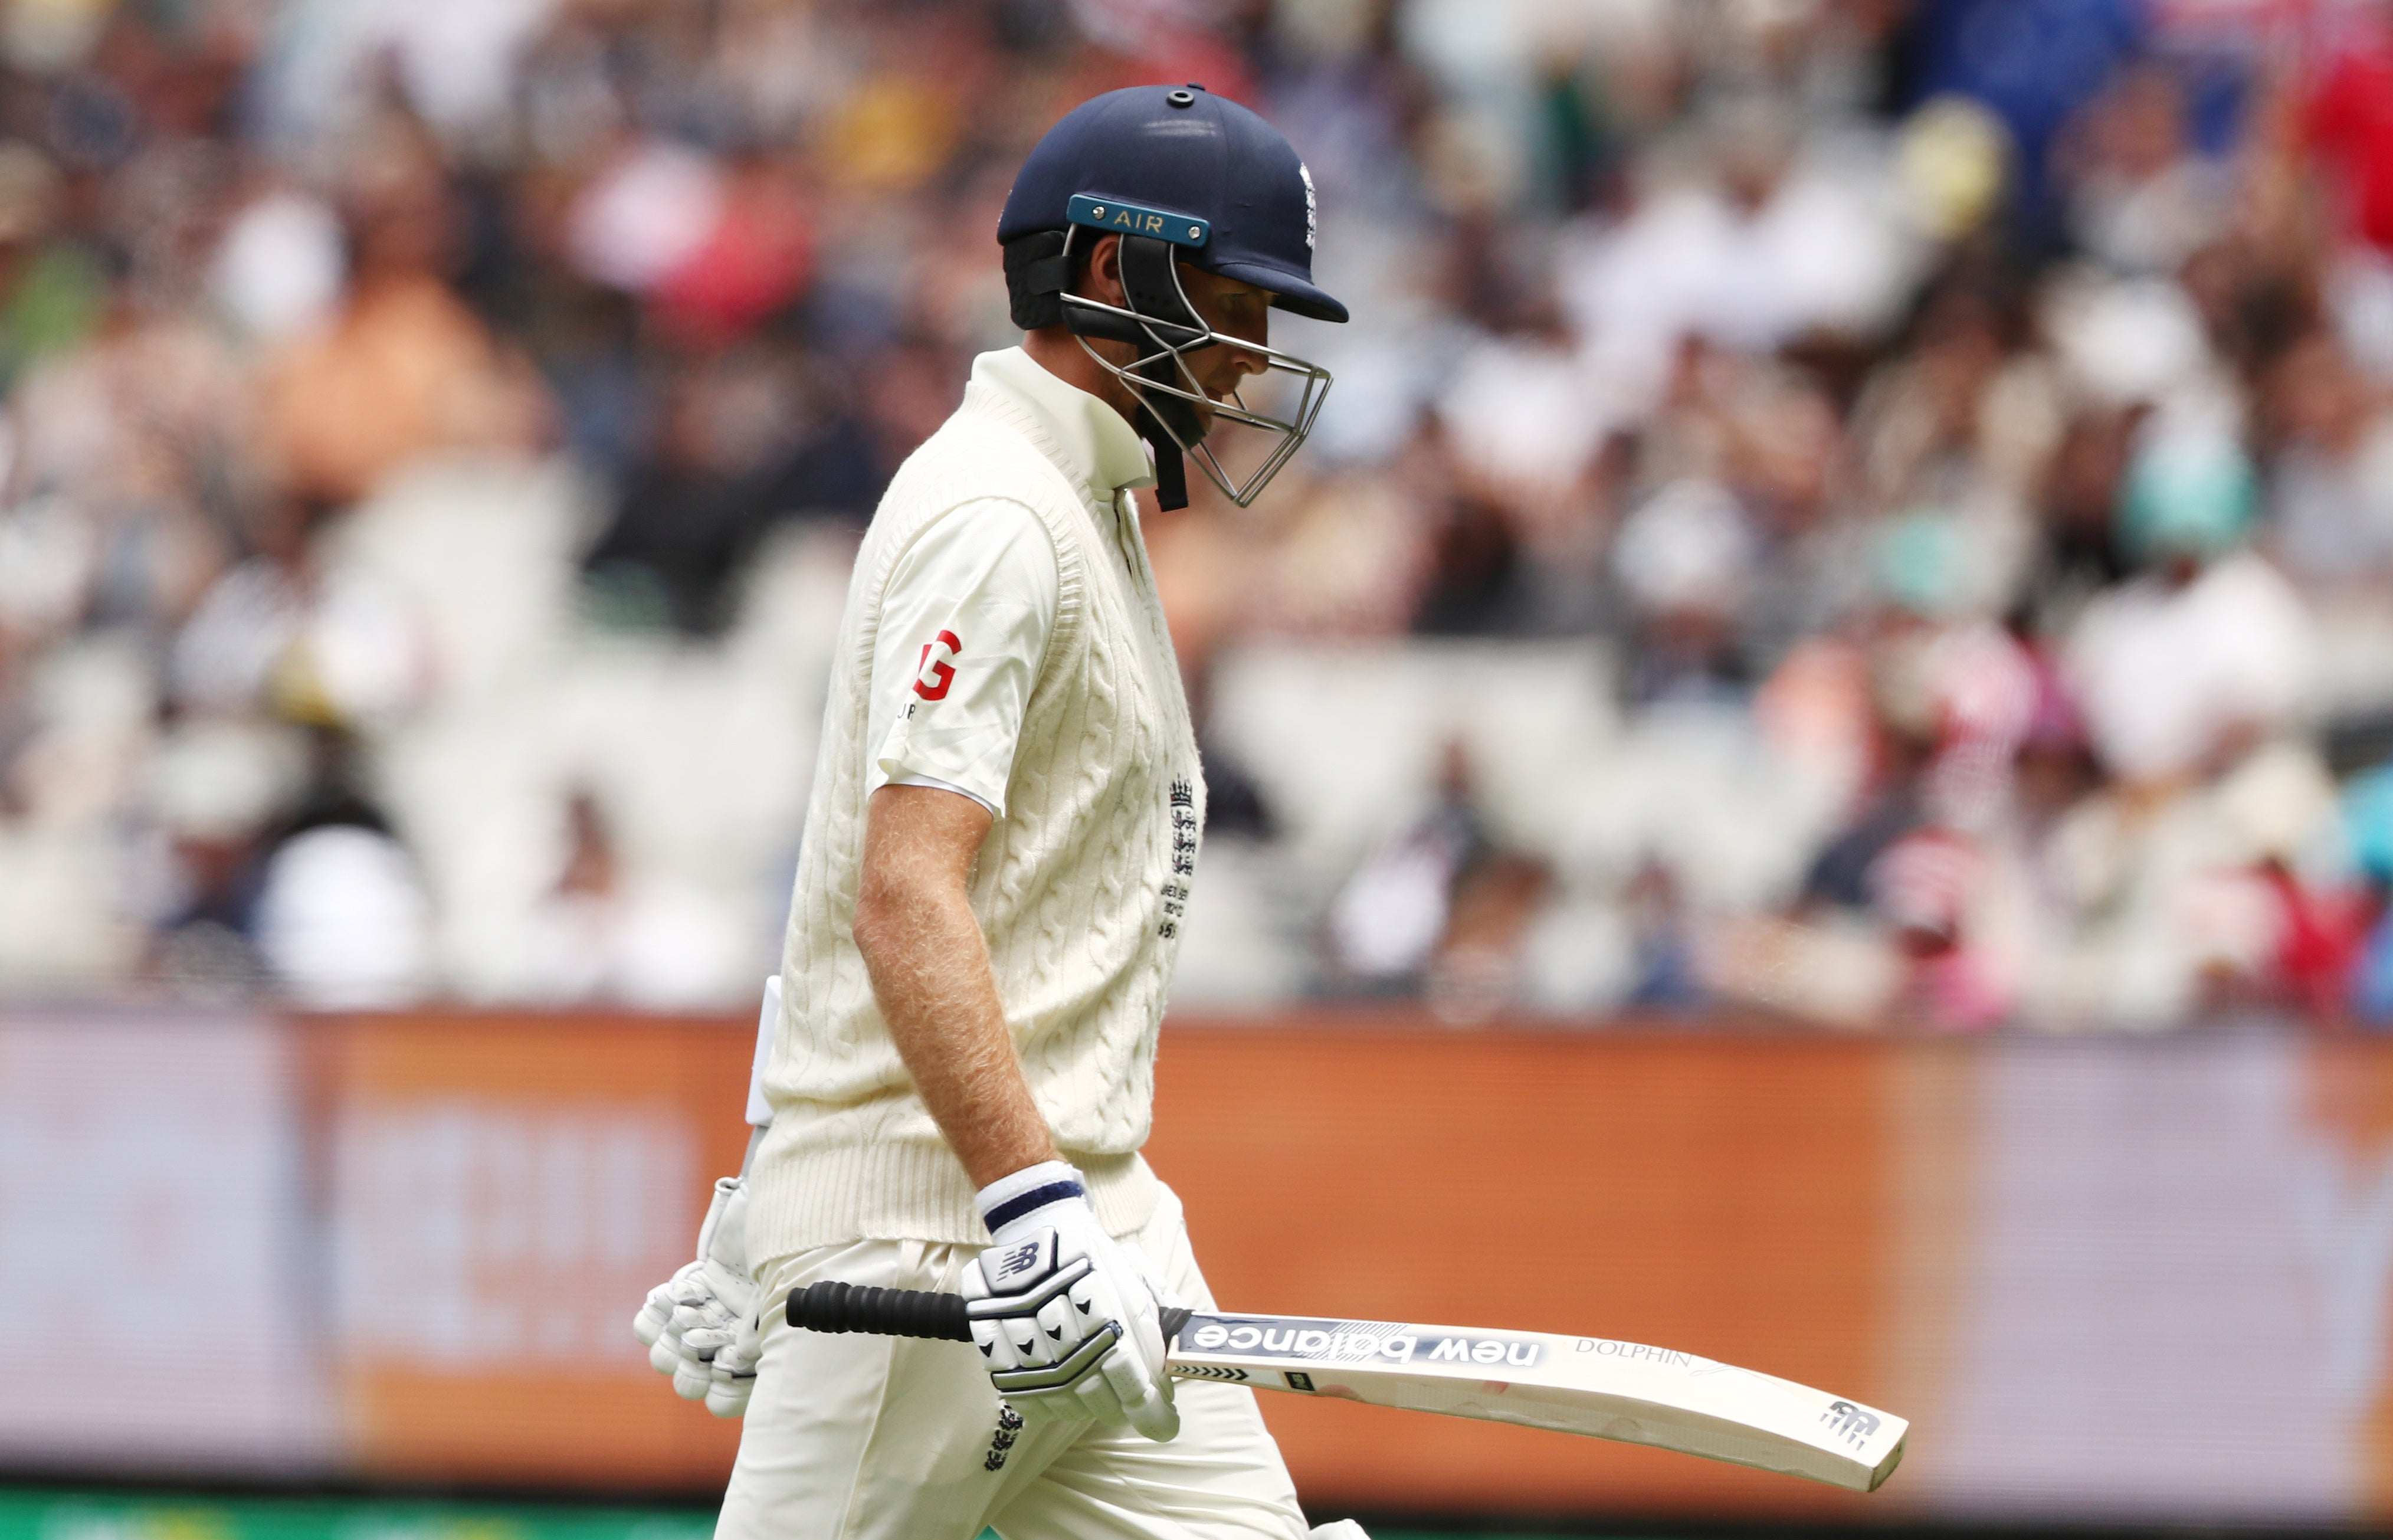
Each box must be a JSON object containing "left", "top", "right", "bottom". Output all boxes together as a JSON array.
[{"left": 747, "top": 361, "right": 1204, "bottom": 1262}]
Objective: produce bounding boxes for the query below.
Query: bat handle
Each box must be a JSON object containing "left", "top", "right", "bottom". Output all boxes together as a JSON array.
[
  {"left": 785, "top": 1280, "right": 969, "bottom": 1340},
  {"left": 784, "top": 1280, "right": 1195, "bottom": 1347}
]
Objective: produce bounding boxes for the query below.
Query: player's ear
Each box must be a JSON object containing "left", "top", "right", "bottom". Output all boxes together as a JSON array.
[{"left": 1080, "top": 233, "right": 1126, "bottom": 309}]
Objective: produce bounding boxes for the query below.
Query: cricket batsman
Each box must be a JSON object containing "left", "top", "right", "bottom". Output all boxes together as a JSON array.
[{"left": 633, "top": 84, "right": 1363, "bottom": 1538}]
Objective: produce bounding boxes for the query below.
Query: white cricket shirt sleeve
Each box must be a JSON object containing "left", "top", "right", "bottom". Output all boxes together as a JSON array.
[{"left": 864, "top": 497, "right": 1060, "bottom": 817}]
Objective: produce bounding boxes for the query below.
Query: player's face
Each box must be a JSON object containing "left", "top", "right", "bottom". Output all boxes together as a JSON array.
[
  {"left": 1070, "top": 236, "right": 1276, "bottom": 441},
  {"left": 1176, "top": 265, "right": 1271, "bottom": 428}
]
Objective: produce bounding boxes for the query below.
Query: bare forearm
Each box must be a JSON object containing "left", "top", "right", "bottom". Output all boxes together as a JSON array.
[
  {"left": 861, "top": 889, "right": 1056, "bottom": 1184},
  {"left": 855, "top": 787, "right": 1058, "bottom": 1187}
]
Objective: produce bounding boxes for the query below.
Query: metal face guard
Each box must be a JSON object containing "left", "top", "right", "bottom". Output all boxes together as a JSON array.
[{"left": 1057, "top": 228, "right": 1334, "bottom": 507}]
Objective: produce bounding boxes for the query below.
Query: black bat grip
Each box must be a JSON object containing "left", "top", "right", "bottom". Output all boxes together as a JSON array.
[
  {"left": 786, "top": 1280, "right": 969, "bottom": 1341},
  {"left": 784, "top": 1280, "right": 1195, "bottom": 1347}
]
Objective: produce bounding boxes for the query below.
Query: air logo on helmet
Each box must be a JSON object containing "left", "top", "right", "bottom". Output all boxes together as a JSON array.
[{"left": 1067, "top": 194, "right": 1208, "bottom": 248}]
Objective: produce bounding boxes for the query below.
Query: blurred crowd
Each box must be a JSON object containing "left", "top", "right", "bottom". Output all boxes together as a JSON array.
[{"left": 7, "top": 0, "right": 2393, "bottom": 1029}]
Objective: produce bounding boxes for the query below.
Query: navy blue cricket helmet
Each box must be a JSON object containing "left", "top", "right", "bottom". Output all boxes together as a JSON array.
[{"left": 997, "top": 84, "right": 1345, "bottom": 509}]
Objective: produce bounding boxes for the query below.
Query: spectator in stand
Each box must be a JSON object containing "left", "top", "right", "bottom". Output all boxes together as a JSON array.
[
  {"left": 2048, "top": 430, "right": 2329, "bottom": 1023},
  {"left": 2069, "top": 430, "right": 2313, "bottom": 791},
  {"left": 247, "top": 730, "right": 432, "bottom": 1010},
  {"left": 260, "top": 133, "right": 549, "bottom": 511},
  {"left": 2306, "top": 2, "right": 2393, "bottom": 258},
  {"left": 512, "top": 789, "right": 748, "bottom": 1011},
  {"left": 2060, "top": 61, "right": 2230, "bottom": 276},
  {"left": 2347, "top": 759, "right": 2393, "bottom": 1023},
  {"left": 2258, "top": 327, "right": 2393, "bottom": 588}
]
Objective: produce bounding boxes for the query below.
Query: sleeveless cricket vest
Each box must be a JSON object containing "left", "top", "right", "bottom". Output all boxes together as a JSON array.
[{"left": 747, "top": 362, "right": 1205, "bottom": 1261}]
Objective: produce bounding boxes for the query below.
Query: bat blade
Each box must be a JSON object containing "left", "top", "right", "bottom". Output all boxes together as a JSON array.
[
  {"left": 1163, "top": 1313, "right": 1906, "bottom": 1493},
  {"left": 782, "top": 1281, "right": 1907, "bottom": 1491}
]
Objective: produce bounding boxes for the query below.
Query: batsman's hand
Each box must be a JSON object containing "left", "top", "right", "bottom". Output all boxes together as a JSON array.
[
  {"left": 962, "top": 1162, "right": 1178, "bottom": 1442},
  {"left": 631, "top": 1176, "right": 759, "bottom": 1418}
]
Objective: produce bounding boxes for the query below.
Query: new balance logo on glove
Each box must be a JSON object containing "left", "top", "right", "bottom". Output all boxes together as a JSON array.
[{"left": 993, "top": 1239, "right": 1046, "bottom": 1283}]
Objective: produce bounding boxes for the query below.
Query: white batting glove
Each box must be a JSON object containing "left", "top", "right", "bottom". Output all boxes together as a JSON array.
[
  {"left": 697, "top": 1304, "right": 763, "bottom": 1418},
  {"left": 631, "top": 1176, "right": 759, "bottom": 1417},
  {"left": 961, "top": 1162, "right": 1178, "bottom": 1443}
]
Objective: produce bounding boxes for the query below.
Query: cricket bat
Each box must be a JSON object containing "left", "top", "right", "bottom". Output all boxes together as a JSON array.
[{"left": 785, "top": 1282, "right": 1907, "bottom": 1492}]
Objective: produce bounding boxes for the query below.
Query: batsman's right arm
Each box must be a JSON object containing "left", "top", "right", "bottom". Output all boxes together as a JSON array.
[{"left": 852, "top": 782, "right": 1060, "bottom": 1187}]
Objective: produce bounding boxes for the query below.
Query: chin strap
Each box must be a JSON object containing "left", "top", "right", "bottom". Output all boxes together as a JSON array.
[{"left": 1138, "top": 409, "right": 1189, "bottom": 510}]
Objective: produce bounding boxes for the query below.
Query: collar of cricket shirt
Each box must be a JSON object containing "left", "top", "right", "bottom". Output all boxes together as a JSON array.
[{"left": 972, "top": 346, "right": 1158, "bottom": 506}]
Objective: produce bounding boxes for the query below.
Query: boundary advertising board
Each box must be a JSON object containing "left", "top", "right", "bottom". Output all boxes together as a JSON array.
[{"left": 2, "top": 1010, "right": 2389, "bottom": 1523}]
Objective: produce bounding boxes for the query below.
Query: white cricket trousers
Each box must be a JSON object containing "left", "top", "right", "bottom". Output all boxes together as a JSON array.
[{"left": 716, "top": 1188, "right": 1310, "bottom": 1540}]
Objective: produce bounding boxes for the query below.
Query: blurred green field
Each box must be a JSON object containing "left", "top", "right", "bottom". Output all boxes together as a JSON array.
[
  {"left": 0, "top": 1492, "right": 714, "bottom": 1540},
  {"left": 0, "top": 1490, "right": 1641, "bottom": 1540}
]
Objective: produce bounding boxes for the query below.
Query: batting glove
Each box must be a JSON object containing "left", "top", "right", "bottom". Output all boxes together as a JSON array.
[
  {"left": 694, "top": 1302, "right": 762, "bottom": 1418},
  {"left": 961, "top": 1162, "right": 1178, "bottom": 1443},
  {"left": 631, "top": 1176, "right": 759, "bottom": 1417}
]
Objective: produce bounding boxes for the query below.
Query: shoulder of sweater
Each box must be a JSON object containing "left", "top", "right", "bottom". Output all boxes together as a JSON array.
[
  {"left": 883, "top": 496, "right": 1062, "bottom": 615},
  {"left": 886, "top": 394, "right": 1115, "bottom": 523},
  {"left": 868, "top": 413, "right": 1097, "bottom": 599}
]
